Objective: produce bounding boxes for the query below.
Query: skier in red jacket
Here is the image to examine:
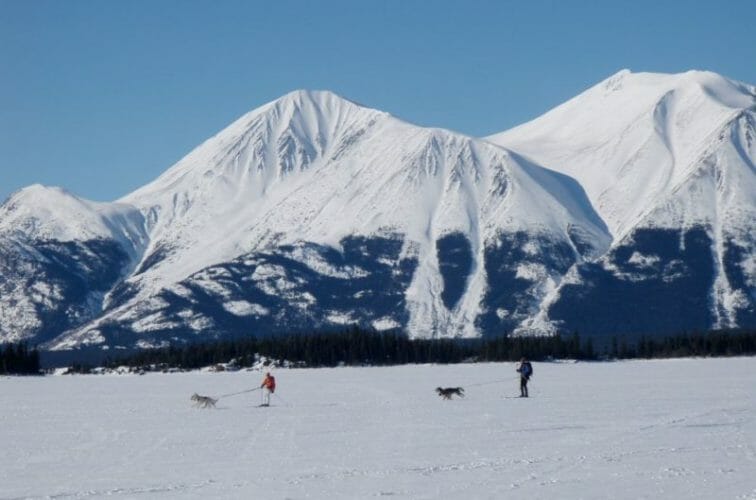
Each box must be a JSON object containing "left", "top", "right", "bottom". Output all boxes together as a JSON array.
[{"left": 260, "top": 372, "right": 276, "bottom": 406}]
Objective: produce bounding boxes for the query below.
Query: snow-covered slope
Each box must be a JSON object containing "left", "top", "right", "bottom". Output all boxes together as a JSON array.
[
  {"left": 39, "top": 90, "right": 608, "bottom": 349},
  {"left": 0, "top": 186, "right": 147, "bottom": 343},
  {"left": 488, "top": 69, "right": 756, "bottom": 239},
  {"left": 121, "top": 90, "right": 607, "bottom": 290},
  {"left": 2, "top": 72, "right": 754, "bottom": 349},
  {"left": 489, "top": 70, "right": 756, "bottom": 336},
  {"left": 0, "top": 184, "right": 146, "bottom": 253}
]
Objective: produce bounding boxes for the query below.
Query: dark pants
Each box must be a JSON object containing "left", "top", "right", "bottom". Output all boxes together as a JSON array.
[{"left": 520, "top": 376, "right": 529, "bottom": 397}]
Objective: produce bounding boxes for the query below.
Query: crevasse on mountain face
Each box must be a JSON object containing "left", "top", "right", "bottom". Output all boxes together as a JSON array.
[{"left": 1, "top": 72, "right": 755, "bottom": 350}]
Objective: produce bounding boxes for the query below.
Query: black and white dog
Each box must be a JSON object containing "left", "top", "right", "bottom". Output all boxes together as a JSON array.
[{"left": 435, "top": 387, "right": 465, "bottom": 400}]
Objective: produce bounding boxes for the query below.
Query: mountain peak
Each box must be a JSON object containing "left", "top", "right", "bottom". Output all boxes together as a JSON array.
[
  {"left": 487, "top": 69, "right": 755, "bottom": 239},
  {"left": 594, "top": 69, "right": 754, "bottom": 107},
  {"left": 600, "top": 68, "right": 632, "bottom": 90},
  {"left": 248, "top": 88, "right": 384, "bottom": 128},
  {"left": 273, "top": 88, "right": 358, "bottom": 106},
  {"left": 8, "top": 183, "right": 71, "bottom": 200},
  {"left": 122, "top": 88, "right": 389, "bottom": 204},
  {"left": 3, "top": 184, "right": 85, "bottom": 219},
  {"left": 1, "top": 184, "right": 145, "bottom": 246}
]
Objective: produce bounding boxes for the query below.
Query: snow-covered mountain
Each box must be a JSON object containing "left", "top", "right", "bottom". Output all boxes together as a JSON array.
[
  {"left": 1, "top": 90, "right": 609, "bottom": 350},
  {"left": 0, "top": 185, "right": 147, "bottom": 343},
  {"left": 1, "top": 71, "right": 754, "bottom": 350},
  {"left": 488, "top": 70, "right": 756, "bottom": 336}
]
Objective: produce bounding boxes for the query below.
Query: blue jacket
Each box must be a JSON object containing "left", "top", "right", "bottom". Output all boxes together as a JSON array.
[{"left": 517, "top": 362, "right": 533, "bottom": 379}]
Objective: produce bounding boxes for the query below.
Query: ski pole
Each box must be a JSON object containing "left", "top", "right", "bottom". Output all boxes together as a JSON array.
[{"left": 273, "top": 393, "right": 290, "bottom": 406}]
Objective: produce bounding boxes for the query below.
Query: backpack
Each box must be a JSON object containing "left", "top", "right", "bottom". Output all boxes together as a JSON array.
[{"left": 522, "top": 362, "right": 533, "bottom": 378}]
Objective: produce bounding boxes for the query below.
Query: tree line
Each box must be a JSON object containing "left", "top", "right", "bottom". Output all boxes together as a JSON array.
[
  {"left": 4, "top": 328, "right": 755, "bottom": 374},
  {"left": 0, "top": 342, "right": 41, "bottom": 375},
  {"left": 609, "top": 329, "right": 756, "bottom": 359},
  {"left": 102, "top": 327, "right": 756, "bottom": 372}
]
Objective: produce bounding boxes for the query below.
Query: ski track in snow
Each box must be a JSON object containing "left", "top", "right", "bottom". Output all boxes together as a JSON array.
[{"left": 2, "top": 358, "right": 755, "bottom": 499}]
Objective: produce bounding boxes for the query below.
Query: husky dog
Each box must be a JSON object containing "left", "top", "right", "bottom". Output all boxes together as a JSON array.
[
  {"left": 435, "top": 387, "right": 465, "bottom": 400},
  {"left": 190, "top": 393, "right": 218, "bottom": 408}
]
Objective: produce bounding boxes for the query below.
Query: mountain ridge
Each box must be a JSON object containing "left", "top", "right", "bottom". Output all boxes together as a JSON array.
[
  {"left": 1, "top": 70, "right": 754, "bottom": 349},
  {"left": 488, "top": 69, "right": 755, "bottom": 336}
]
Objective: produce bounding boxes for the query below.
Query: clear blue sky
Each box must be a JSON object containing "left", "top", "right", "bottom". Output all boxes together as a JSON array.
[{"left": 2, "top": 0, "right": 755, "bottom": 202}]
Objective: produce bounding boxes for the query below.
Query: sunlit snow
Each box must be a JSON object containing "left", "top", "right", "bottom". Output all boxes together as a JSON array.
[{"left": 2, "top": 358, "right": 755, "bottom": 499}]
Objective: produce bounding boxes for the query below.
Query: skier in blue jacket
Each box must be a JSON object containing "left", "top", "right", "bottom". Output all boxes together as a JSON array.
[{"left": 516, "top": 358, "right": 533, "bottom": 397}]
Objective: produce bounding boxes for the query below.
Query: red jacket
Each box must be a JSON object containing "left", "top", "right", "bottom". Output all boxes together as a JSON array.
[{"left": 261, "top": 374, "right": 276, "bottom": 393}]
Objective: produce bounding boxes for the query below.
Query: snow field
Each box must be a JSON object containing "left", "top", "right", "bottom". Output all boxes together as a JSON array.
[{"left": 1, "top": 358, "right": 756, "bottom": 499}]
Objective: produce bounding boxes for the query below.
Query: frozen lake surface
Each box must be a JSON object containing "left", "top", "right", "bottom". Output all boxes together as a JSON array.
[{"left": 2, "top": 358, "right": 755, "bottom": 499}]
